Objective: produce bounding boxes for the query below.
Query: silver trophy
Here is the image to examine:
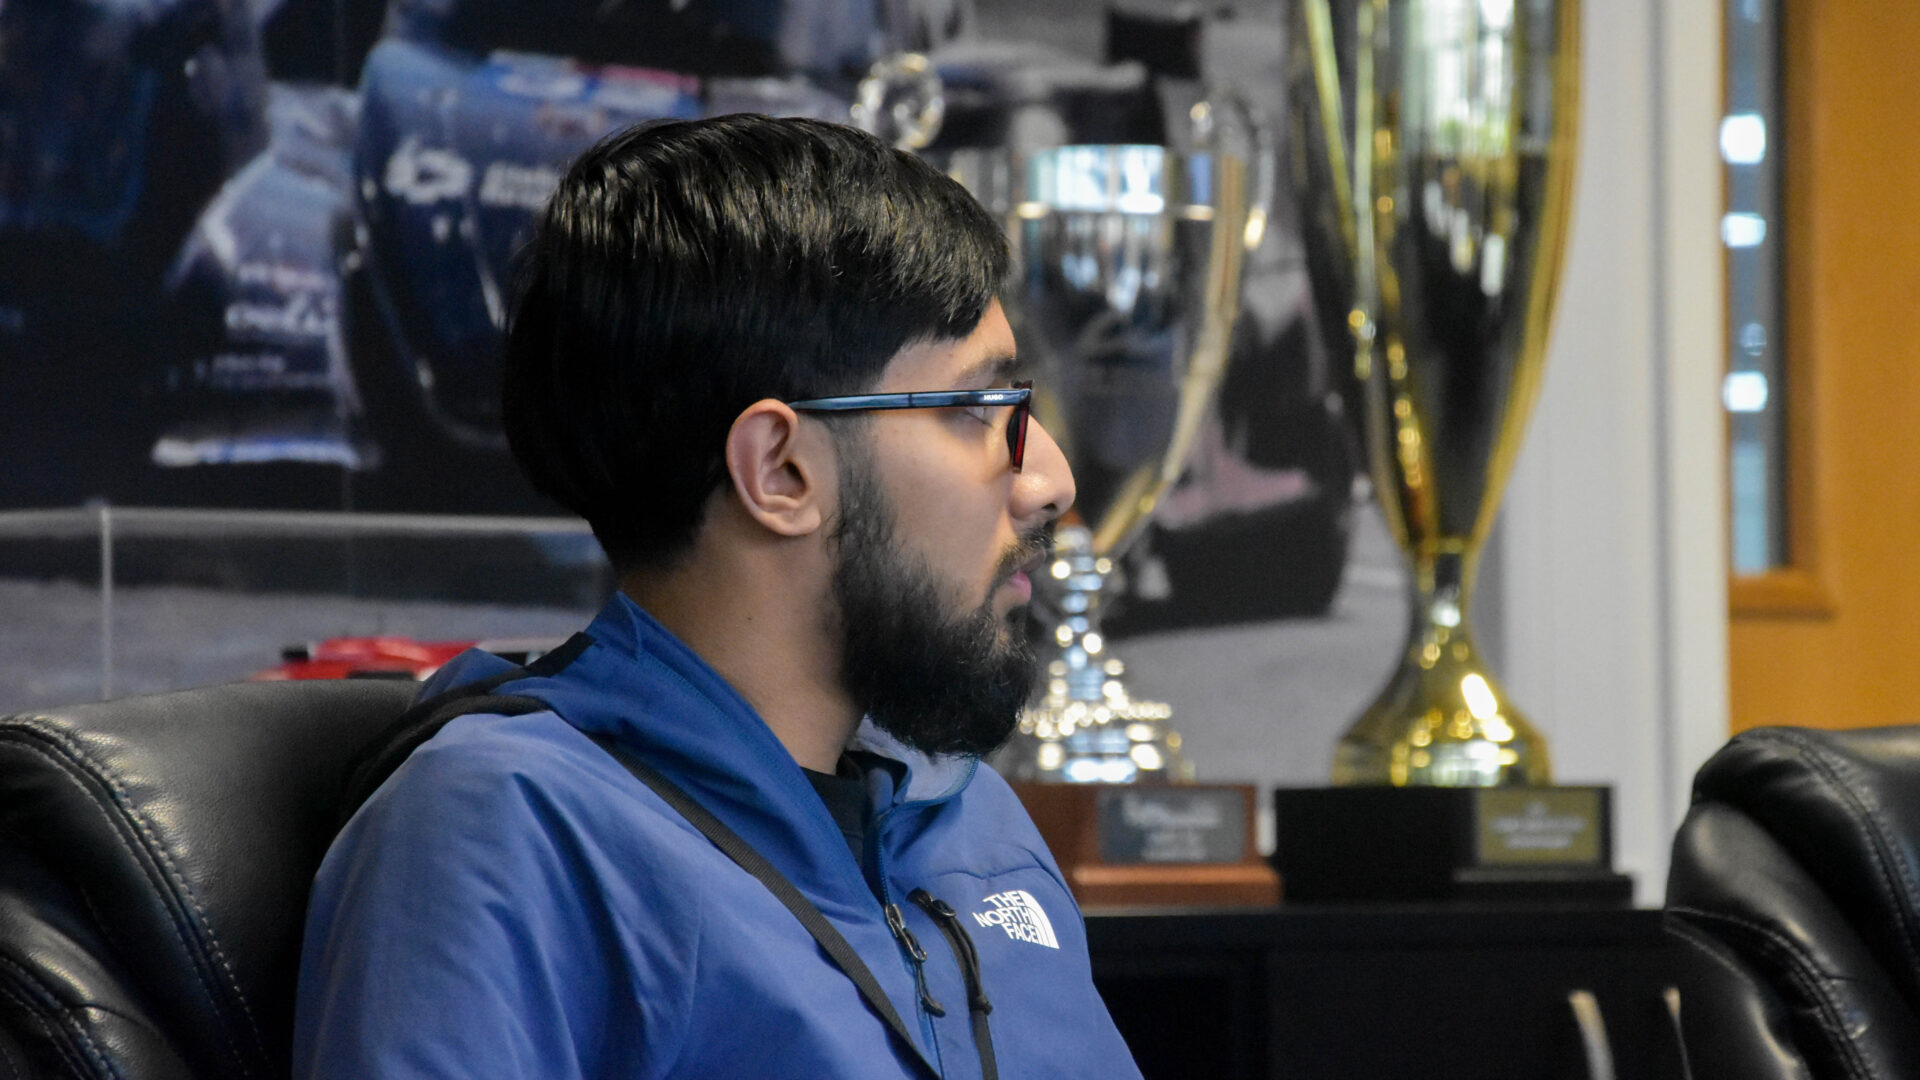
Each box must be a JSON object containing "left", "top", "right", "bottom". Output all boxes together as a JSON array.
[
  {"left": 856, "top": 48, "right": 1283, "bottom": 906},
  {"left": 923, "top": 123, "right": 1264, "bottom": 788},
  {"left": 859, "top": 48, "right": 1266, "bottom": 784}
]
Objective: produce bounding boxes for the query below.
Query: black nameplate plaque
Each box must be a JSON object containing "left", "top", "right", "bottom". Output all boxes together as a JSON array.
[
  {"left": 1010, "top": 782, "right": 1281, "bottom": 907},
  {"left": 1095, "top": 786, "right": 1250, "bottom": 864},
  {"left": 1271, "top": 785, "right": 1632, "bottom": 903}
]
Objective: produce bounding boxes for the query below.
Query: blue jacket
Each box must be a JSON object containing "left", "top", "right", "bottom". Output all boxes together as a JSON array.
[{"left": 292, "top": 593, "right": 1142, "bottom": 1079}]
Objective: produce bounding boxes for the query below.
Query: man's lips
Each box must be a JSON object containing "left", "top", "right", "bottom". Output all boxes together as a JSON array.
[{"left": 1001, "top": 550, "right": 1048, "bottom": 604}]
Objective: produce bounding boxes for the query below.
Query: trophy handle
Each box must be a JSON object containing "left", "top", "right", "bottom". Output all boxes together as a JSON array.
[
  {"left": 1300, "top": 0, "right": 1359, "bottom": 265},
  {"left": 852, "top": 53, "right": 946, "bottom": 150},
  {"left": 1103, "top": 88, "right": 1262, "bottom": 559},
  {"left": 1088, "top": 149, "right": 1250, "bottom": 557},
  {"left": 1197, "top": 87, "right": 1277, "bottom": 253}
]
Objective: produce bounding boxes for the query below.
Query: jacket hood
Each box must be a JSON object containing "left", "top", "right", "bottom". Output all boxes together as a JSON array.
[{"left": 416, "top": 592, "right": 978, "bottom": 901}]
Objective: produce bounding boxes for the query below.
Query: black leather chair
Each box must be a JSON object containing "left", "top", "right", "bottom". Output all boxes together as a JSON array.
[
  {"left": 0, "top": 680, "right": 418, "bottom": 1079},
  {"left": 1665, "top": 724, "right": 1920, "bottom": 1079}
]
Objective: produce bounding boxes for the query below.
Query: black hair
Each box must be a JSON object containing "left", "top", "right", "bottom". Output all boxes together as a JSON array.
[{"left": 502, "top": 114, "right": 1009, "bottom": 569}]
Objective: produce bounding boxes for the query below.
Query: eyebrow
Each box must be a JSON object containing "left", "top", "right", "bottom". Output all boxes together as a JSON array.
[{"left": 952, "top": 353, "right": 1023, "bottom": 388}]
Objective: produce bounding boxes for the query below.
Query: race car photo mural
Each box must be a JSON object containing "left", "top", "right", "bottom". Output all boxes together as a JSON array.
[{"left": 1, "top": 0, "right": 1356, "bottom": 624}]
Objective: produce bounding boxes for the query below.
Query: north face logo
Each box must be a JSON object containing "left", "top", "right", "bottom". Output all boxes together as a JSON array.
[{"left": 972, "top": 890, "right": 1059, "bottom": 949}]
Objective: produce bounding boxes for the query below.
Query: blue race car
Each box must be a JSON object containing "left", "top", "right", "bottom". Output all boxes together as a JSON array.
[
  {"left": 0, "top": 0, "right": 269, "bottom": 500},
  {"left": 159, "top": 0, "right": 933, "bottom": 508},
  {"left": 346, "top": 32, "right": 845, "bottom": 457},
  {"left": 162, "top": 81, "right": 363, "bottom": 470}
]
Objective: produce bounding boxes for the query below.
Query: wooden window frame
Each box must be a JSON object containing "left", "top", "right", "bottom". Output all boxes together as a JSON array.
[{"left": 1728, "top": 0, "right": 1833, "bottom": 618}]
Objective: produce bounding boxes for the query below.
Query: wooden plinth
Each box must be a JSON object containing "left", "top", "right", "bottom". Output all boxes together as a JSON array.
[{"left": 1010, "top": 781, "right": 1281, "bottom": 908}]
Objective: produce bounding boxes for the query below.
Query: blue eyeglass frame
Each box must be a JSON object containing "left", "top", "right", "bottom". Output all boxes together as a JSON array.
[{"left": 787, "top": 380, "right": 1033, "bottom": 471}]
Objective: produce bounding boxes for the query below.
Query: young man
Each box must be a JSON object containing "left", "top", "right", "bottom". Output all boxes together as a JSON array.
[{"left": 292, "top": 115, "right": 1143, "bottom": 1079}]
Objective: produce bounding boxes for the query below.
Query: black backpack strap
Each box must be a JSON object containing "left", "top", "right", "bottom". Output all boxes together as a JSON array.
[
  {"left": 587, "top": 734, "right": 937, "bottom": 1078},
  {"left": 337, "top": 633, "right": 594, "bottom": 822},
  {"left": 331, "top": 631, "right": 935, "bottom": 1075}
]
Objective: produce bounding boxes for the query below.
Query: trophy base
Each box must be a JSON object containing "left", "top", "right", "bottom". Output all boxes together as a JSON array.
[
  {"left": 1332, "top": 621, "right": 1555, "bottom": 788},
  {"left": 1271, "top": 786, "right": 1632, "bottom": 904},
  {"left": 1010, "top": 781, "right": 1280, "bottom": 908}
]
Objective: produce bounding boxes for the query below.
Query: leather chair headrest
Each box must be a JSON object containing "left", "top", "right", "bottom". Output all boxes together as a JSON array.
[
  {"left": 0, "top": 679, "right": 418, "bottom": 1079},
  {"left": 1689, "top": 725, "right": 1920, "bottom": 1008},
  {"left": 1667, "top": 798, "right": 1920, "bottom": 1077}
]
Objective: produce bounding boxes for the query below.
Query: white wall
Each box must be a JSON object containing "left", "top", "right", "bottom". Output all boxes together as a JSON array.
[{"left": 1490, "top": 0, "right": 1729, "bottom": 904}]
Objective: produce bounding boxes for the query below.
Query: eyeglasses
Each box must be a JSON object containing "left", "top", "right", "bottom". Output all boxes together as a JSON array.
[{"left": 788, "top": 380, "right": 1033, "bottom": 471}]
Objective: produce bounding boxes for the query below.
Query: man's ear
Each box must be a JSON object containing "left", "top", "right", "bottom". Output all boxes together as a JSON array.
[{"left": 723, "top": 400, "right": 829, "bottom": 538}]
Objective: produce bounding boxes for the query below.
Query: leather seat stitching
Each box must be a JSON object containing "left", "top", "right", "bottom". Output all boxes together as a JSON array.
[
  {"left": 1666, "top": 915, "right": 1823, "bottom": 1080},
  {"left": 0, "top": 982, "right": 81, "bottom": 1077},
  {"left": 0, "top": 721, "right": 264, "bottom": 1076},
  {"left": 0, "top": 734, "right": 213, "bottom": 999},
  {"left": 1671, "top": 906, "right": 1884, "bottom": 1080},
  {"left": 1668, "top": 917, "right": 1789, "bottom": 999},
  {"left": 1767, "top": 732, "right": 1920, "bottom": 983},
  {"left": 0, "top": 1023, "right": 28, "bottom": 1080},
  {"left": 0, "top": 971, "right": 117, "bottom": 1080}
]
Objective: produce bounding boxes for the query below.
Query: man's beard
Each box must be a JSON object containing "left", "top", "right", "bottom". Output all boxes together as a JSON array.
[{"left": 830, "top": 441, "right": 1050, "bottom": 758}]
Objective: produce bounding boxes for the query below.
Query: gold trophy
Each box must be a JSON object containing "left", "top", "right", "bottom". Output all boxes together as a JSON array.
[{"left": 1291, "top": 0, "right": 1581, "bottom": 787}]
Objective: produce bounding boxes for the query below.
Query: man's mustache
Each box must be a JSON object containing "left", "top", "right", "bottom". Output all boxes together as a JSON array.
[{"left": 994, "top": 523, "right": 1056, "bottom": 586}]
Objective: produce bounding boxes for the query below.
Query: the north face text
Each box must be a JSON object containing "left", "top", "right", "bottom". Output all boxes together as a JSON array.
[{"left": 972, "top": 890, "right": 1059, "bottom": 949}]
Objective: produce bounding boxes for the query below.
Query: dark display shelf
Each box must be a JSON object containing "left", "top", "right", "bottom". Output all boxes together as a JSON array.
[{"left": 1087, "top": 904, "right": 1692, "bottom": 1080}]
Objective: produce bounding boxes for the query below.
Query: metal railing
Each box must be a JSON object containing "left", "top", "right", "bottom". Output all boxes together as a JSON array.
[{"left": 0, "top": 506, "right": 595, "bottom": 700}]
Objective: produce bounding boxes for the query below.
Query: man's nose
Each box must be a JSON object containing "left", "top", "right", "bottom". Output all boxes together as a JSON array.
[{"left": 1014, "top": 417, "right": 1076, "bottom": 525}]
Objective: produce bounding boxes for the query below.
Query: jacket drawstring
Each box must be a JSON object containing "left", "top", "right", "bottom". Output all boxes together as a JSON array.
[{"left": 908, "top": 889, "right": 998, "bottom": 1080}]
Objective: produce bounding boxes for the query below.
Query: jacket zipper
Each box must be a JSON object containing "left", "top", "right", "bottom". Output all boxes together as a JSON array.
[
  {"left": 885, "top": 900, "right": 947, "bottom": 1018},
  {"left": 869, "top": 805, "right": 946, "bottom": 1064},
  {"left": 908, "top": 889, "right": 999, "bottom": 1080}
]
